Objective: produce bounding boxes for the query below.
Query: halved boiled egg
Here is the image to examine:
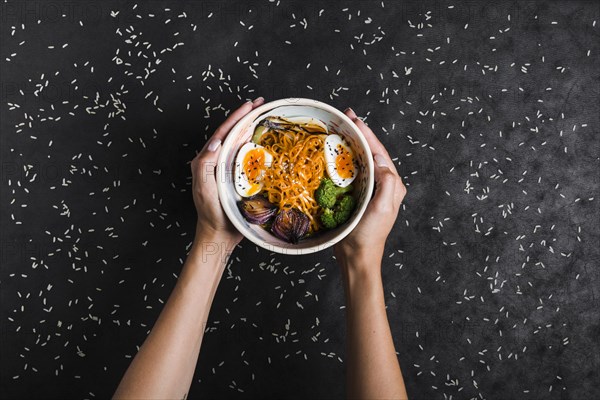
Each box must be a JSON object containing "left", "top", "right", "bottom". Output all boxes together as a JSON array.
[
  {"left": 234, "top": 142, "right": 273, "bottom": 197},
  {"left": 324, "top": 134, "right": 356, "bottom": 188}
]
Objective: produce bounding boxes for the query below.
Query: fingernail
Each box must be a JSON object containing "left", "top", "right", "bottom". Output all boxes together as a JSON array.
[
  {"left": 207, "top": 139, "right": 221, "bottom": 152},
  {"left": 345, "top": 108, "right": 360, "bottom": 122},
  {"left": 344, "top": 107, "right": 357, "bottom": 118},
  {"left": 253, "top": 96, "right": 264, "bottom": 104},
  {"left": 374, "top": 154, "right": 388, "bottom": 167}
]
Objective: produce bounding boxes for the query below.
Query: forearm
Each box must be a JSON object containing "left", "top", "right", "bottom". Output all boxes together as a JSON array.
[
  {"left": 341, "top": 255, "right": 408, "bottom": 400},
  {"left": 114, "top": 230, "right": 233, "bottom": 399}
]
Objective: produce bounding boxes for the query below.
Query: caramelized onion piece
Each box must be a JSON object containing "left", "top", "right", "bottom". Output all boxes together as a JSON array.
[
  {"left": 263, "top": 116, "right": 327, "bottom": 135},
  {"left": 271, "top": 208, "right": 310, "bottom": 244},
  {"left": 238, "top": 196, "right": 277, "bottom": 225}
]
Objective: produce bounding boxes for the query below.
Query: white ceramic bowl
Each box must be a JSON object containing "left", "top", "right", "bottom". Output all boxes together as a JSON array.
[{"left": 216, "top": 98, "right": 374, "bottom": 255}]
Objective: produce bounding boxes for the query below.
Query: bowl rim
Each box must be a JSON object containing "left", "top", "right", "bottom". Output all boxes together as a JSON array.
[{"left": 216, "top": 98, "right": 375, "bottom": 255}]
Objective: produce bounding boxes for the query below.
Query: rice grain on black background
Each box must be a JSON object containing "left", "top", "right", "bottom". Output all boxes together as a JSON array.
[{"left": 1, "top": 1, "right": 599, "bottom": 399}]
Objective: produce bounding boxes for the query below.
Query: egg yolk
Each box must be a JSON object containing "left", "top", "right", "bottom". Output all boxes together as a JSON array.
[
  {"left": 247, "top": 183, "right": 261, "bottom": 196},
  {"left": 243, "top": 148, "right": 266, "bottom": 191},
  {"left": 335, "top": 145, "right": 354, "bottom": 179}
]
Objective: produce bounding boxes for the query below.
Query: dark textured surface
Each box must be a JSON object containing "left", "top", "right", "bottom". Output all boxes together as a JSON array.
[{"left": 1, "top": 1, "right": 599, "bottom": 399}]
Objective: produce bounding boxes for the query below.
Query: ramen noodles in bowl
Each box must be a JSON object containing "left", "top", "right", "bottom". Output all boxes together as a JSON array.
[{"left": 216, "top": 98, "right": 374, "bottom": 255}]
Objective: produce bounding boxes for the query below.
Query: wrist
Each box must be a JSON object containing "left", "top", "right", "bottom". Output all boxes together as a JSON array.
[
  {"left": 335, "top": 243, "right": 384, "bottom": 272},
  {"left": 194, "top": 224, "right": 238, "bottom": 251},
  {"left": 340, "top": 256, "right": 383, "bottom": 282},
  {"left": 342, "top": 263, "right": 385, "bottom": 308},
  {"left": 188, "top": 226, "right": 237, "bottom": 271}
]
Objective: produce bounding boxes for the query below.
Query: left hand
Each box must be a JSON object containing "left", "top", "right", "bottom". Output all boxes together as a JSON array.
[{"left": 191, "top": 97, "right": 265, "bottom": 246}]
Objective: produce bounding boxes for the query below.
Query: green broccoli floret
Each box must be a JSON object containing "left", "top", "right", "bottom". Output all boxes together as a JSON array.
[
  {"left": 334, "top": 195, "right": 356, "bottom": 225},
  {"left": 315, "top": 178, "right": 353, "bottom": 208},
  {"left": 320, "top": 208, "right": 338, "bottom": 229},
  {"left": 320, "top": 195, "right": 357, "bottom": 229}
]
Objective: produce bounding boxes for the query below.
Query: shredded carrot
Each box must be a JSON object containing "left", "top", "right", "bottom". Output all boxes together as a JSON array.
[{"left": 259, "top": 128, "right": 326, "bottom": 233}]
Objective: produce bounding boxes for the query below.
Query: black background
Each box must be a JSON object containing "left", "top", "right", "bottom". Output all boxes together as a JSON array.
[{"left": 1, "top": 1, "right": 599, "bottom": 399}]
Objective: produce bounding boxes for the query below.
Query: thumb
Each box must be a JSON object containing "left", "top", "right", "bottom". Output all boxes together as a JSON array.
[{"left": 368, "top": 154, "right": 398, "bottom": 213}]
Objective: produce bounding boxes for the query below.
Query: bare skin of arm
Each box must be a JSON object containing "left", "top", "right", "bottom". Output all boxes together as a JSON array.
[
  {"left": 113, "top": 98, "right": 265, "bottom": 400},
  {"left": 114, "top": 99, "right": 408, "bottom": 400},
  {"left": 112, "top": 228, "right": 232, "bottom": 400},
  {"left": 335, "top": 107, "right": 409, "bottom": 400}
]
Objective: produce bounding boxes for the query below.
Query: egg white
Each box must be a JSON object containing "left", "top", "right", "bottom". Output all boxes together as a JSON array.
[
  {"left": 234, "top": 142, "right": 273, "bottom": 197},
  {"left": 324, "top": 134, "right": 356, "bottom": 188}
]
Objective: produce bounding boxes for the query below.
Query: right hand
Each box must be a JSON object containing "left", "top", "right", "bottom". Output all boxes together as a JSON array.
[{"left": 333, "top": 108, "right": 407, "bottom": 268}]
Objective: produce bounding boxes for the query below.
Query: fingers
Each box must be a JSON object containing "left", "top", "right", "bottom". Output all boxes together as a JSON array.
[
  {"left": 190, "top": 148, "right": 220, "bottom": 191},
  {"left": 214, "top": 97, "right": 264, "bottom": 141},
  {"left": 369, "top": 155, "right": 400, "bottom": 212},
  {"left": 371, "top": 159, "right": 407, "bottom": 211},
  {"left": 344, "top": 108, "right": 379, "bottom": 149},
  {"left": 344, "top": 108, "right": 386, "bottom": 156},
  {"left": 197, "top": 156, "right": 218, "bottom": 189},
  {"left": 192, "top": 97, "right": 265, "bottom": 187},
  {"left": 344, "top": 105, "right": 408, "bottom": 209},
  {"left": 343, "top": 108, "right": 398, "bottom": 177},
  {"left": 201, "top": 97, "right": 266, "bottom": 157}
]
